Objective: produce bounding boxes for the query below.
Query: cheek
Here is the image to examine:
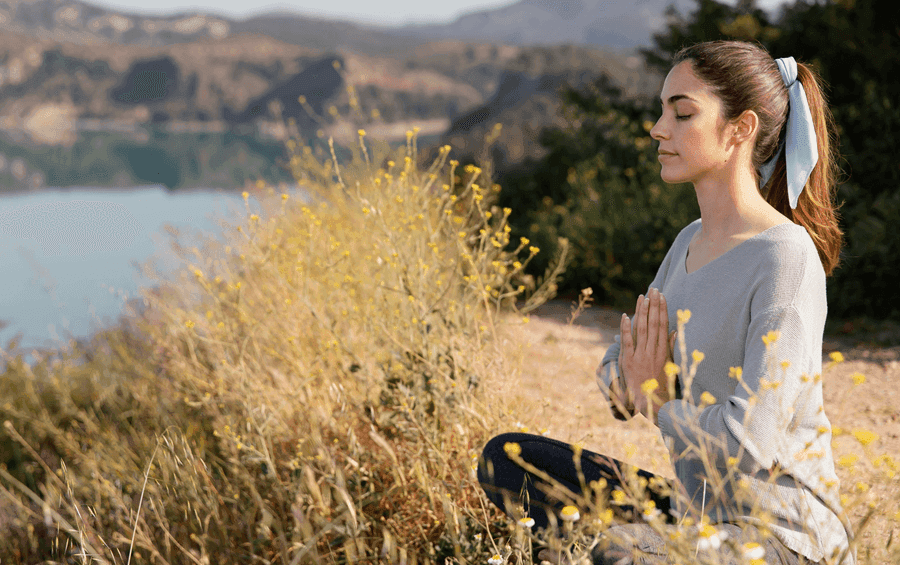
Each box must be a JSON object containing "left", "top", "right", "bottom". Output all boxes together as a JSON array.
[{"left": 683, "top": 125, "right": 722, "bottom": 161}]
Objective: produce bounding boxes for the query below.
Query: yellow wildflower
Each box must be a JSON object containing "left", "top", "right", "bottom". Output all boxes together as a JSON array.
[
  {"left": 598, "top": 508, "right": 614, "bottom": 525},
  {"left": 851, "top": 372, "right": 866, "bottom": 386},
  {"left": 664, "top": 362, "right": 679, "bottom": 379},
  {"left": 837, "top": 454, "right": 858, "bottom": 468},
  {"left": 851, "top": 428, "right": 879, "bottom": 446},
  {"left": 641, "top": 379, "right": 659, "bottom": 395},
  {"left": 560, "top": 505, "right": 580, "bottom": 522},
  {"left": 503, "top": 442, "right": 522, "bottom": 458}
]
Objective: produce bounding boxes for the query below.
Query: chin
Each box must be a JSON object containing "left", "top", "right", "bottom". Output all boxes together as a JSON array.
[{"left": 659, "top": 166, "right": 689, "bottom": 184}]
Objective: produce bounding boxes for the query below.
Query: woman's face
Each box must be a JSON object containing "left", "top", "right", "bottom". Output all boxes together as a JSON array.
[{"left": 650, "top": 61, "right": 735, "bottom": 185}]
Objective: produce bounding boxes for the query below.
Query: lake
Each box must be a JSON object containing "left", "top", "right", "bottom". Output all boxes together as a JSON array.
[
  {"left": 0, "top": 183, "right": 299, "bottom": 371},
  {"left": 0, "top": 125, "right": 439, "bottom": 371}
]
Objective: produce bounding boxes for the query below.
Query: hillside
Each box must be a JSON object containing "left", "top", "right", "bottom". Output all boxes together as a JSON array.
[
  {"left": 0, "top": 25, "right": 653, "bottom": 185},
  {"left": 399, "top": 0, "right": 696, "bottom": 49},
  {"left": 0, "top": 0, "right": 700, "bottom": 52}
]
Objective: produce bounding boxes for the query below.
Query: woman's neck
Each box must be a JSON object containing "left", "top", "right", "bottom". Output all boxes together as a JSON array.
[{"left": 692, "top": 167, "right": 783, "bottom": 242}]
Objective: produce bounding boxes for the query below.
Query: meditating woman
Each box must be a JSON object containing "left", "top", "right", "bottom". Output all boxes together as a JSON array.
[{"left": 477, "top": 40, "right": 853, "bottom": 565}]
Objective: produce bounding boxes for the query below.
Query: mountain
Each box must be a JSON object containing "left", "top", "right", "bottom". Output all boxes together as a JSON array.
[
  {"left": 398, "top": 0, "right": 697, "bottom": 50},
  {"left": 0, "top": 0, "right": 699, "bottom": 52},
  {"left": 0, "top": 0, "right": 668, "bottom": 190},
  {"left": 0, "top": 0, "right": 424, "bottom": 53}
]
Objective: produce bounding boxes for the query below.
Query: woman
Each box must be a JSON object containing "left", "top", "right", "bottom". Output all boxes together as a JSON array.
[{"left": 477, "top": 41, "right": 853, "bottom": 565}]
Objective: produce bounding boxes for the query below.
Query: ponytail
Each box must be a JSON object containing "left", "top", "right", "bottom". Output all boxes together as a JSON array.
[{"left": 762, "top": 62, "right": 843, "bottom": 276}]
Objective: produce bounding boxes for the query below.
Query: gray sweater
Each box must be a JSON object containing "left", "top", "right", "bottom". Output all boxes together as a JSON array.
[{"left": 599, "top": 219, "right": 853, "bottom": 564}]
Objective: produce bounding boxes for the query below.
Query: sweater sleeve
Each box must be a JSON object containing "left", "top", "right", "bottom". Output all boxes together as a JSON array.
[{"left": 657, "top": 301, "right": 816, "bottom": 475}]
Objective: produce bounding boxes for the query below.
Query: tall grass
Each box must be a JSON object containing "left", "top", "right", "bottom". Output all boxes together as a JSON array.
[
  {"left": 0, "top": 128, "right": 564, "bottom": 563},
  {"left": 0, "top": 124, "right": 895, "bottom": 565}
]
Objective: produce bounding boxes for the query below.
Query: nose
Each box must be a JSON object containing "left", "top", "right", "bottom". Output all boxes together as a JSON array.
[{"left": 650, "top": 116, "right": 667, "bottom": 141}]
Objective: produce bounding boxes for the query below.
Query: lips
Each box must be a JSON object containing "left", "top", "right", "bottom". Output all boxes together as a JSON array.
[{"left": 658, "top": 150, "right": 677, "bottom": 160}]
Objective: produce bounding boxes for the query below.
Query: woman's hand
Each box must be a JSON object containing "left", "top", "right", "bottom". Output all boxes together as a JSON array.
[{"left": 618, "top": 288, "right": 676, "bottom": 424}]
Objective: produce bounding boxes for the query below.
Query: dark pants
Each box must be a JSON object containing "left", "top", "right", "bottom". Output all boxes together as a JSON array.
[
  {"left": 476, "top": 432, "right": 674, "bottom": 530},
  {"left": 477, "top": 432, "right": 813, "bottom": 565}
]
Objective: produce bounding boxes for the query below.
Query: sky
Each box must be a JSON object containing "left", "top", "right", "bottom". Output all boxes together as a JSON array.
[{"left": 85, "top": 0, "right": 792, "bottom": 27}]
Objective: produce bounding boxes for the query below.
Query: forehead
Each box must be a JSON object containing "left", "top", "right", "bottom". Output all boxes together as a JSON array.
[{"left": 659, "top": 61, "right": 717, "bottom": 105}]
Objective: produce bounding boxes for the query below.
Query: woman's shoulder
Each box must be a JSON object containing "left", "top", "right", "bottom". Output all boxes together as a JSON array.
[
  {"left": 750, "top": 223, "right": 826, "bottom": 305},
  {"left": 752, "top": 222, "right": 821, "bottom": 267}
]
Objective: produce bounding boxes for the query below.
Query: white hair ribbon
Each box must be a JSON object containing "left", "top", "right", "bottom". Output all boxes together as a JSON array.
[{"left": 757, "top": 57, "right": 818, "bottom": 209}]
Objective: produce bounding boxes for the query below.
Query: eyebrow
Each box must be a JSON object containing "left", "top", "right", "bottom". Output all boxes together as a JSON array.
[{"left": 660, "top": 94, "right": 698, "bottom": 105}]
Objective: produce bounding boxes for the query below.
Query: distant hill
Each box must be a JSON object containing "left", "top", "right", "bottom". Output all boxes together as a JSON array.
[
  {"left": 0, "top": 0, "right": 671, "bottom": 189},
  {"left": 0, "top": 0, "right": 422, "bottom": 52},
  {"left": 398, "top": 0, "right": 697, "bottom": 50},
  {"left": 0, "top": 0, "right": 699, "bottom": 52}
]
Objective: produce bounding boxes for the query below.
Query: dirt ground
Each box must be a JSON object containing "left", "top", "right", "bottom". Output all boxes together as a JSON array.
[{"left": 490, "top": 299, "right": 900, "bottom": 554}]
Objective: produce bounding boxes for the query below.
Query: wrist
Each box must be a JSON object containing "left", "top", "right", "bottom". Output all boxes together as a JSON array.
[{"left": 609, "top": 362, "right": 635, "bottom": 419}]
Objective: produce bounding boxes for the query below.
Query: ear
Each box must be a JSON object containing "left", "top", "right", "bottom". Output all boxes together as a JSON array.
[{"left": 732, "top": 109, "right": 759, "bottom": 145}]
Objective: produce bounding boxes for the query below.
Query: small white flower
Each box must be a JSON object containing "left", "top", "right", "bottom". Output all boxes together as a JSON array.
[
  {"left": 560, "top": 505, "right": 580, "bottom": 522},
  {"left": 696, "top": 523, "right": 728, "bottom": 551},
  {"left": 518, "top": 516, "right": 535, "bottom": 528},
  {"left": 742, "top": 542, "right": 766, "bottom": 560},
  {"left": 641, "top": 507, "right": 662, "bottom": 521},
  {"left": 488, "top": 554, "right": 503, "bottom": 565}
]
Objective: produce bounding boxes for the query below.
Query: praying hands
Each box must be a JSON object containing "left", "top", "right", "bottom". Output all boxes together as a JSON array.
[{"left": 617, "top": 287, "right": 677, "bottom": 424}]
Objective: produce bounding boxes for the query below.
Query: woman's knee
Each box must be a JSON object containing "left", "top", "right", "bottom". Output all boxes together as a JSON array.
[{"left": 477, "top": 432, "right": 528, "bottom": 484}]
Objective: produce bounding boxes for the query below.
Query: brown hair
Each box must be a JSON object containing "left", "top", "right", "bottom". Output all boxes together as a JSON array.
[{"left": 673, "top": 41, "right": 843, "bottom": 275}]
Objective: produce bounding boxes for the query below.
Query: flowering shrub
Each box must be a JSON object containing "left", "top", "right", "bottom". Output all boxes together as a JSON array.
[{"left": 0, "top": 128, "right": 563, "bottom": 563}]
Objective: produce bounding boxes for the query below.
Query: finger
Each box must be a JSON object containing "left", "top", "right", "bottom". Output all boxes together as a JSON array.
[
  {"left": 657, "top": 291, "right": 669, "bottom": 355},
  {"left": 648, "top": 289, "right": 660, "bottom": 356},
  {"left": 621, "top": 313, "right": 634, "bottom": 352},
  {"left": 635, "top": 293, "right": 647, "bottom": 351},
  {"left": 633, "top": 294, "right": 643, "bottom": 344}
]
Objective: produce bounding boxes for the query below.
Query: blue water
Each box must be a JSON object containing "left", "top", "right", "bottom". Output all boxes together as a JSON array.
[{"left": 0, "top": 184, "right": 303, "bottom": 370}]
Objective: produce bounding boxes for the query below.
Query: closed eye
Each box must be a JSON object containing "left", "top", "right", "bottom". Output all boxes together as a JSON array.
[{"left": 675, "top": 114, "right": 692, "bottom": 121}]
